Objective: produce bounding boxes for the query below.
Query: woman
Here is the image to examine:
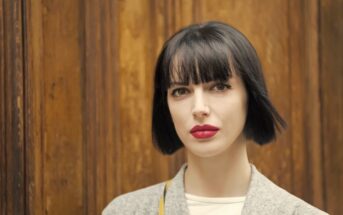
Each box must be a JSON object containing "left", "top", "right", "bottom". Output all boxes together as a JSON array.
[{"left": 103, "top": 21, "right": 327, "bottom": 215}]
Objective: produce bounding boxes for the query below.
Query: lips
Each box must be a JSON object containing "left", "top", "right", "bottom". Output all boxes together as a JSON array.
[{"left": 190, "top": 124, "right": 219, "bottom": 139}]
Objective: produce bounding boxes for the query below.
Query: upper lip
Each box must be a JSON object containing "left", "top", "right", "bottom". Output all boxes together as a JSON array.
[{"left": 190, "top": 124, "right": 220, "bottom": 133}]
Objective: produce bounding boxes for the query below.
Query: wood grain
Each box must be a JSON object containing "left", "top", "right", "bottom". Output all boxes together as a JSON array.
[
  {"left": 0, "top": 0, "right": 6, "bottom": 213},
  {"left": 1, "top": 0, "right": 25, "bottom": 214},
  {"left": 116, "top": 0, "right": 172, "bottom": 195},
  {"left": 41, "top": 1, "right": 84, "bottom": 213},
  {"left": 24, "top": 0, "right": 45, "bottom": 214},
  {"left": 25, "top": 0, "right": 84, "bottom": 214},
  {"left": 1, "top": 0, "right": 341, "bottom": 214},
  {"left": 288, "top": 0, "right": 325, "bottom": 208},
  {"left": 82, "top": 0, "right": 124, "bottom": 213},
  {"left": 320, "top": 0, "right": 343, "bottom": 213}
]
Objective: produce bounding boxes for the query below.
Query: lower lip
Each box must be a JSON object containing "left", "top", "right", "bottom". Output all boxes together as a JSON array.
[{"left": 191, "top": 130, "right": 218, "bottom": 139}]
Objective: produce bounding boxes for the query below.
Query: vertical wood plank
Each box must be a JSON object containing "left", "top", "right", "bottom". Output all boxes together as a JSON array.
[
  {"left": 118, "top": 0, "right": 148, "bottom": 193},
  {"left": 42, "top": 0, "right": 84, "bottom": 213},
  {"left": 320, "top": 0, "right": 343, "bottom": 213},
  {"left": 303, "top": 0, "right": 324, "bottom": 208},
  {"left": 288, "top": 0, "right": 324, "bottom": 208},
  {"left": 288, "top": 0, "right": 311, "bottom": 204},
  {"left": 0, "top": 0, "right": 6, "bottom": 213},
  {"left": 24, "top": 0, "right": 45, "bottom": 214},
  {"left": 25, "top": 0, "right": 85, "bottom": 214},
  {"left": 82, "top": 1, "right": 104, "bottom": 213},
  {"left": 1, "top": 0, "right": 25, "bottom": 214},
  {"left": 82, "top": 0, "right": 124, "bottom": 213},
  {"left": 116, "top": 0, "right": 171, "bottom": 194}
]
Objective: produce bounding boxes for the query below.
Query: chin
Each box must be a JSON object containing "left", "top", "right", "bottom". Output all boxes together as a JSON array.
[{"left": 187, "top": 145, "right": 231, "bottom": 159}]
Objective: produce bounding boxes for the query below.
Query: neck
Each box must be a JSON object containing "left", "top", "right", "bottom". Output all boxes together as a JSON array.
[{"left": 184, "top": 142, "right": 251, "bottom": 197}]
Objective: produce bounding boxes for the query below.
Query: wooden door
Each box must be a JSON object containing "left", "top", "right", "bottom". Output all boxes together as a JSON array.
[{"left": 1, "top": 0, "right": 342, "bottom": 214}]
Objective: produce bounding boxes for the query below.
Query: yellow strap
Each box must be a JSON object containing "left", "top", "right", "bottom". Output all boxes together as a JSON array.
[{"left": 158, "top": 180, "right": 172, "bottom": 215}]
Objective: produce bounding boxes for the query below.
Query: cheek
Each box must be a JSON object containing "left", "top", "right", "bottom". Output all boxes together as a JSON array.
[
  {"left": 167, "top": 99, "right": 185, "bottom": 126},
  {"left": 217, "top": 95, "right": 248, "bottom": 128},
  {"left": 167, "top": 99, "right": 194, "bottom": 142},
  {"left": 168, "top": 104, "right": 187, "bottom": 125}
]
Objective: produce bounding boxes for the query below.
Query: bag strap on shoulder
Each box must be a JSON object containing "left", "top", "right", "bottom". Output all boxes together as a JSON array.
[{"left": 158, "top": 180, "right": 172, "bottom": 215}]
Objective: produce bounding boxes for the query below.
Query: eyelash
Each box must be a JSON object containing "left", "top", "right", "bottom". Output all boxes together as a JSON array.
[
  {"left": 171, "top": 88, "right": 190, "bottom": 97},
  {"left": 170, "top": 83, "right": 231, "bottom": 97},
  {"left": 211, "top": 83, "right": 231, "bottom": 91}
]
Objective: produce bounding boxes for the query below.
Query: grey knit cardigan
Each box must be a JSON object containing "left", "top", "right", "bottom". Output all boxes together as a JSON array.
[{"left": 102, "top": 164, "right": 328, "bottom": 215}]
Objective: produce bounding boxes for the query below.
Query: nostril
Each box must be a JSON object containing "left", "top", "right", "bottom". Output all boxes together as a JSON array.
[{"left": 192, "top": 107, "right": 210, "bottom": 118}]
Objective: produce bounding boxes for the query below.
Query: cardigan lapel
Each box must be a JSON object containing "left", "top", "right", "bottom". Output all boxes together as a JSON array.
[
  {"left": 164, "top": 163, "right": 266, "bottom": 215},
  {"left": 165, "top": 164, "right": 189, "bottom": 215},
  {"left": 241, "top": 165, "right": 276, "bottom": 215}
]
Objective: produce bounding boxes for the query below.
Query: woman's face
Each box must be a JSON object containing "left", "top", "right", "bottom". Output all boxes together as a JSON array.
[{"left": 167, "top": 72, "right": 248, "bottom": 158}]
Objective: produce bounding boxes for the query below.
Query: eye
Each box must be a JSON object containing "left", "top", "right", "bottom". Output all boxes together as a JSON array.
[
  {"left": 210, "top": 82, "right": 231, "bottom": 92},
  {"left": 170, "top": 87, "right": 190, "bottom": 97}
]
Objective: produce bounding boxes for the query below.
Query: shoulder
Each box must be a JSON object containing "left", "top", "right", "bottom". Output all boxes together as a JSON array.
[
  {"left": 246, "top": 166, "right": 328, "bottom": 214},
  {"left": 265, "top": 177, "right": 327, "bottom": 214},
  {"left": 102, "top": 182, "right": 165, "bottom": 215}
]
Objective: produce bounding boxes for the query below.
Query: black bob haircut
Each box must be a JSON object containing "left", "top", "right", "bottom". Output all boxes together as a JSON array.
[{"left": 152, "top": 21, "right": 286, "bottom": 155}]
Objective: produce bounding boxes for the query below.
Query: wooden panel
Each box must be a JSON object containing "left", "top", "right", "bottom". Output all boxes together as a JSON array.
[
  {"left": 118, "top": 0, "right": 150, "bottom": 193},
  {"left": 0, "top": 0, "right": 25, "bottom": 214},
  {"left": 25, "top": 0, "right": 84, "bottom": 214},
  {"left": 301, "top": 0, "right": 324, "bottom": 207},
  {"left": 288, "top": 0, "right": 308, "bottom": 203},
  {"left": 41, "top": 0, "right": 84, "bottom": 212},
  {"left": 116, "top": 0, "right": 171, "bottom": 195},
  {"left": 320, "top": 0, "right": 343, "bottom": 213},
  {"left": 288, "top": 0, "right": 324, "bottom": 208},
  {"left": 25, "top": 1, "right": 45, "bottom": 214},
  {"left": 0, "top": 0, "right": 6, "bottom": 214},
  {"left": 82, "top": 0, "right": 122, "bottom": 213},
  {"left": 2, "top": 0, "right": 341, "bottom": 214}
]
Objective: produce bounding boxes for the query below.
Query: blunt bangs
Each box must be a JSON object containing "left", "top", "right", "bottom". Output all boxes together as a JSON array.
[
  {"left": 163, "top": 34, "right": 235, "bottom": 90},
  {"left": 152, "top": 21, "right": 287, "bottom": 155}
]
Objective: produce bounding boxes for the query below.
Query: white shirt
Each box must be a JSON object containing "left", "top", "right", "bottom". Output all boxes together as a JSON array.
[{"left": 185, "top": 193, "right": 246, "bottom": 215}]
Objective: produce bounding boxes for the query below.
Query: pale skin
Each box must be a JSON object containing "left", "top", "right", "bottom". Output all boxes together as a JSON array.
[{"left": 167, "top": 71, "right": 251, "bottom": 197}]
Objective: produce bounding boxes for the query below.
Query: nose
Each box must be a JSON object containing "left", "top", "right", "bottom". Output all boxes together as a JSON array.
[{"left": 192, "top": 89, "right": 210, "bottom": 119}]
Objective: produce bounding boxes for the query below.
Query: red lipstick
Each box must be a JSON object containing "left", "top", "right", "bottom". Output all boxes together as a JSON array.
[{"left": 190, "top": 124, "right": 219, "bottom": 139}]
